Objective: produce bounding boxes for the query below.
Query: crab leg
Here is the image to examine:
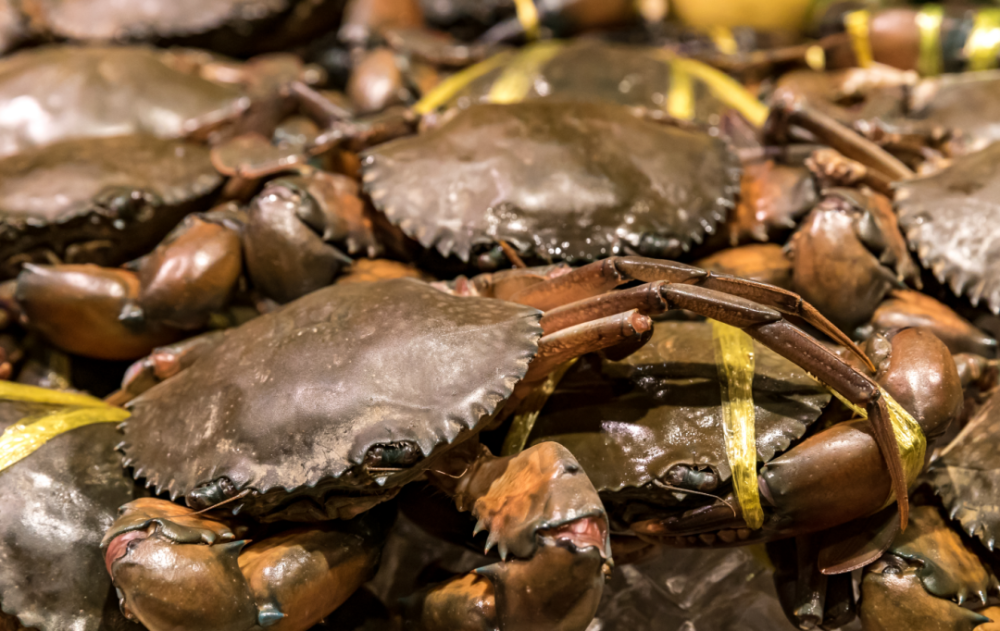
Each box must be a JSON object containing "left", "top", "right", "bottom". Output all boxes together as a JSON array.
[
  {"left": 768, "top": 96, "right": 914, "bottom": 181},
  {"left": 517, "top": 256, "right": 874, "bottom": 372},
  {"left": 526, "top": 310, "right": 652, "bottom": 381},
  {"left": 536, "top": 280, "right": 908, "bottom": 526}
]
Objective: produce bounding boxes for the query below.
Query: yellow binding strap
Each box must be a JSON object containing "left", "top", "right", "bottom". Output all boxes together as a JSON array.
[
  {"left": 916, "top": 5, "right": 944, "bottom": 76},
  {"left": 711, "top": 320, "right": 764, "bottom": 530},
  {"left": 0, "top": 382, "right": 130, "bottom": 473},
  {"left": 965, "top": 9, "right": 1000, "bottom": 72},
  {"left": 513, "top": 0, "right": 541, "bottom": 40},
  {"left": 413, "top": 49, "right": 516, "bottom": 115},
  {"left": 0, "top": 380, "right": 112, "bottom": 408},
  {"left": 666, "top": 61, "right": 695, "bottom": 122},
  {"left": 502, "top": 359, "right": 577, "bottom": 456},
  {"left": 488, "top": 40, "right": 565, "bottom": 104},
  {"left": 651, "top": 50, "right": 769, "bottom": 128},
  {"left": 708, "top": 26, "right": 739, "bottom": 56},
  {"left": 844, "top": 10, "right": 874, "bottom": 68},
  {"left": 827, "top": 386, "right": 926, "bottom": 502}
]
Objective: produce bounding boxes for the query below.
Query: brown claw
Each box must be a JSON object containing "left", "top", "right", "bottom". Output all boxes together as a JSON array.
[{"left": 468, "top": 442, "right": 610, "bottom": 561}]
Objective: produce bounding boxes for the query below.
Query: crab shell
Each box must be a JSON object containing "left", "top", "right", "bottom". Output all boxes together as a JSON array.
[
  {"left": 120, "top": 278, "right": 541, "bottom": 521},
  {"left": 895, "top": 142, "right": 1000, "bottom": 313},
  {"left": 930, "top": 389, "right": 1000, "bottom": 551},
  {"left": 7, "top": 0, "right": 343, "bottom": 52},
  {"left": 0, "top": 400, "right": 138, "bottom": 631},
  {"left": 444, "top": 40, "right": 750, "bottom": 127},
  {"left": 0, "top": 45, "right": 247, "bottom": 159},
  {"left": 0, "top": 134, "right": 222, "bottom": 277},
  {"left": 361, "top": 100, "right": 741, "bottom": 265},
  {"left": 528, "top": 320, "right": 830, "bottom": 526}
]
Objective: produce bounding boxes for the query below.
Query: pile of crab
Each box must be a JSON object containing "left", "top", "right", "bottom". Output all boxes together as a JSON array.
[{"left": 6, "top": 1, "right": 1000, "bottom": 630}]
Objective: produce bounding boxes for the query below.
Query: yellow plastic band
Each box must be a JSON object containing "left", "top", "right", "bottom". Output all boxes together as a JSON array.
[
  {"left": 805, "top": 45, "right": 826, "bottom": 71},
  {"left": 0, "top": 406, "right": 130, "bottom": 473},
  {"left": 827, "top": 387, "right": 926, "bottom": 498},
  {"left": 513, "top": 0, "right": 541, "bottom": 40},
  {"left": 488, "top": 40, "right": 564, "bottom": 104},
  {"left": 965, "top": 9, "right": 1000, "bottom": 71},
  {"left": 844, "top": 10, "right": 873, "bottom": 68},
  {"left": 916, "top": 5, "right": 944, "bottom": 76},
  {"left": 711, "top": 320, "right": 764, "bottom": 530},
  {"left": 666, "top": 62, "right": 695, "bottom": 121},
  {"left": 501, "top": 359, "right": 577, "bottom": 456},
  {"left": 413, "top": 49, "right": 516, "bottom": 115},
  {"left": 0, "top": 380, "right": 111, "bottom": 409},
  {"left": 708, "top": 26, "right": 739, "bottom": 56},
  {"left": 653, "top": 51, "right": 768, "bottom": 127}
]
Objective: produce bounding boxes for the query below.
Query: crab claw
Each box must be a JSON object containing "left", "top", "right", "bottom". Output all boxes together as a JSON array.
[
  {"left": 860, "top": 507, "right": 996, "bottom": 631},
  {"left": 472, "top": 442, "right": 610, "bottom": 562},
  {"left": 635, "top": 329, "right": 964, "bottom": 547},
  {"left": 414, "top": 442, "right": 609, "bottom": 631},
  {"left": 103, "top": 499, "right": 385, "bottom": 631},
  {"left": 102, "top": 499, "right": 257, "bottom": 631}
]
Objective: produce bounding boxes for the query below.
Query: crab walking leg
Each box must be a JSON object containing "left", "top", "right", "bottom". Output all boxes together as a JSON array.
[
  {"left": 526, "top": 309, "right": 652, "bottom": 381},
  {"left": 102, "top": 499, "right": 383, "bottom": 631},
  {"left": 537, "top": 281, "right": 907, "bottom": 525},
  {"left": 425, "top": 442, "right": 610, "bottom": 631},
  {"left": 767, "top": 96, "right": 914, "bottom": 181},
  {"left": 512, "top": 256, "right": 874, "bottom": 372}
]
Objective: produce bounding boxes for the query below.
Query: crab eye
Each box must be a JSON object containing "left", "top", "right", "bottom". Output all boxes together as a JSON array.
[{"left": 364, "top": 441, "right": 422, "bottom": 470}]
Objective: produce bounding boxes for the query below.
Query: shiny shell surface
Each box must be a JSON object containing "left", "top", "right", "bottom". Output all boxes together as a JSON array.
[
  {"left": 529, "top": 320, "right": 830, "bottom": 492},
  {"left": 0, "top": 400, "right": 137, "bottom": 631},
  {"left": 121, "top": 279, "right": 541, "bottom": 509},
  {"left": 362, "top": 101, "right": 740, "bottom": 264},
  {"left": 930, "top": 390, "right": 1000, "bottom": 551},
  {"left": 0, "top": 134, "right": 221, "bottom": 275},
  {"left": 21, "top": 0, "right": 290, "bottom": 40},
  {"left": 0, "top": 45, "right": 246, "bottom": 159},
  {"left": 446, "top": 40, "right": 748, "bottom": 127},
  {"left": 895, "top": 142, "right": 1000, "bottom": 313}
]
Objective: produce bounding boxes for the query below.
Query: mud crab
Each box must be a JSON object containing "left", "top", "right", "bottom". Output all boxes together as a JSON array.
[
  {"left": 0, "top": 45, "right": 248, "bottom": 159},
  {"left": 525, "top": 318, "right": 833, "bottom": 538},
  {"left": 0, "top": 0, "right": 344, "bottom": 55},
  {"left": 101, "top": 257, "right": 905, "bottom": 631},
  {"left": 0, "top": 384, "right": 136, "bottom": 631},
  {"left": 360, "top": 100, "right": 741, "bottom": 265},
  {"left": 0, "top": 134, "right": 222, "bottom": 279}
]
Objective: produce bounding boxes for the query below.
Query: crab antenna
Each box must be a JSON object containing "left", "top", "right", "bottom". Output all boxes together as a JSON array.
[{"left": 190, "top": 488, "right": 252, "bottom": 516}]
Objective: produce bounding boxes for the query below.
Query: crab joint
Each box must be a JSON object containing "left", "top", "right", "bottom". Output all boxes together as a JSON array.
[
  {"left": 711, "top": 320, "right": 764, "bottom": 530},
  {"left": 828, "top": 387, "right": 927, "bottom": 503}
]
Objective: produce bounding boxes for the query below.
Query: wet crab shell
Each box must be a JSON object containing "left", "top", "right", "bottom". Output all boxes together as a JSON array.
[
  {"left": 0, "top": 400, "right": 137, "bottom": 631},
  {"left": 930, "top": 390, "right": 1000, "bottom": 552},
  {"left": 119, "top": 278, "right": 541, "bottom": 518},
  {"left": 0, "top": 45, "right": 247, "bottom": 159},
  {"left": 895, "top": 142, "right": 1000, "bottom": 313},
  {"left": 0, "top": 134, "right": 222, "bottom": 277},
  {"left": 19, "top": 0, "right": 287, "bottom": 40},
  {"left": 528, "top": 320, "right": 830, "bottom": 522},
  {"left": 361, "top": 101, "right": 741, "bottom": 264},
  {"left": 444, "top": 40, "right": 752, "bottom": 127}
]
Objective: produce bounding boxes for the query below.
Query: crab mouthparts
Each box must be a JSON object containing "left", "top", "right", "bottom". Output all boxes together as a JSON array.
[{"left": 540, "top": 516, "right": 607, "bottom": 552}]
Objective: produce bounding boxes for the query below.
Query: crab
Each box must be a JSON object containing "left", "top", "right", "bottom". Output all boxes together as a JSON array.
[
  {"left": 0, "top": 384, "right": 137, "bottom": 631},
  {"left": 100, "top": 256, "right": 906, "bottom": 631},
  {"left": 0, "top": 134, "right": 223, "bottom": 279},
  {"left": 0, "top": 0, "right": 345, "bottom": 56},
  {"left": 361, "top": 100, "right": 742, "bottom": 266},
  {"left": 774, "top": 65, "right": 1000, "bottom": 162},
  {"left": 0, "top": 45, "right": 249, "bottom": 160},
  {"left": 525, "top": 318, "right": 832, "bottom": 539},
  {"left": 631, "top": 325, "right": 963, "bottom": 550}
]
